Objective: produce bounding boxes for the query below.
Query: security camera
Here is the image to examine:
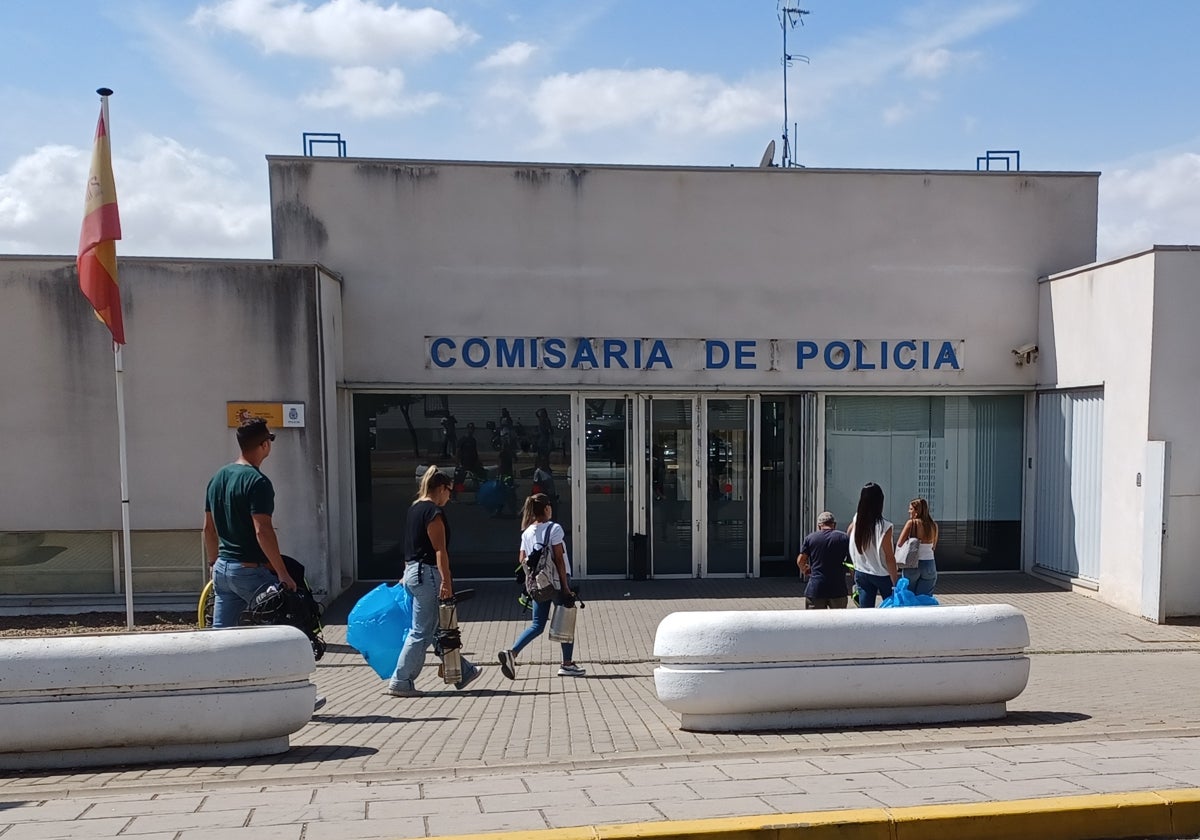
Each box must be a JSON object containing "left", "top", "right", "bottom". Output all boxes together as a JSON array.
[{"left": 1012, "top": 343, "right": 1039, "bottom": 366}]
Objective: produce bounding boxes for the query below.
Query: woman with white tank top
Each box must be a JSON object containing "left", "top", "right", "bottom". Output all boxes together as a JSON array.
[
  {"left": 896, "top": 497, "right": 938, "bottom": 596},
  {"left": 845, "top": 482, "right": 900, "bottom": 608}
]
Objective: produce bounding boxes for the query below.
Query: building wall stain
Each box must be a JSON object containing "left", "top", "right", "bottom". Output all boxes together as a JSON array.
[
  {"left": 271, "top": 200, "right": 329, "bottom": 260},
  {"left": 354, "top": 163, "right": 438, "bottom": 186},
  {"left": 513, "top": 166, "right": 588, "bottom": 193}
]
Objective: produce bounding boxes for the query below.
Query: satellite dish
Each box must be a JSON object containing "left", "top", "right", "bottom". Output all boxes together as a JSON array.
[{"left": 759, "top": 139, "right": 776, "bottom": 168}]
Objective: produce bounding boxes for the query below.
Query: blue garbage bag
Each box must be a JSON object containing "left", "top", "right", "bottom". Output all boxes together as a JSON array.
[
  {"left": 476, "top": 479, "right": 506, "bottom": 511},
  {"left": 879, "top": 576, "right": 939, "bottom": 608},
  {"left": 346, "top": 582, "right": 413, "bottom": 679}
]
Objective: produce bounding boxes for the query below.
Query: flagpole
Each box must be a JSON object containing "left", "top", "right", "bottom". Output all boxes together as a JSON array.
[{"left": 98, "top": 88, "right": 135, "bottom": 630}]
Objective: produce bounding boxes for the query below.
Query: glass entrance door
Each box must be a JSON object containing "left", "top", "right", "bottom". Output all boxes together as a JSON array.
[
  {"left": 704, "top": 397, "right": 753, "bottom": 575},
  {"left": 580, "top": 394, "right": 760, "bottom": 578},
  {"left": 647, "top": 397, "right": 694, "bottom": 577},
  {"left": 583, "top": 397, "right": 632, "bottom": 576}
]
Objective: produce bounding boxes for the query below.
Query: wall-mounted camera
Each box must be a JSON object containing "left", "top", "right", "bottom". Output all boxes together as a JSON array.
[{"left": 1012, "top": 343, "right": 1039, "bottom": 367}]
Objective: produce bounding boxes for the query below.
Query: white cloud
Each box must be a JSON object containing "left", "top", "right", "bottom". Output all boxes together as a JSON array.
[
  {"left": 190, "top": 0, "right": 476, "bottom": 63},
  {"left": 301, "top": 66, "right": 441, "bottom": 117},
  {"left": 528, "top": 69, "right": 774, "bottom": 145},
  {"left": 1097, "top": 151, "right": 1200, "bottom": 259},
  {"left": 478, "top": 41, "right": 536, "bottom": 70},
  {"left": 0, "top": 139, "right": 268, "bottom": 258},
  {"left": 797, "top": 3, "right": 1024, "bottom": 120},
  {"left": 904, "top": 47, "right": 959, "bottom": 80},
  {"left": 882, "top": 102, "right": 913, "bottom": 126}
]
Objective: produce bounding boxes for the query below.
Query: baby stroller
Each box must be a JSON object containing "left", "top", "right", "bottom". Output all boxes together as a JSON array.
[{"left": 245, "top": 555, "right": 327, "bottom": 660}]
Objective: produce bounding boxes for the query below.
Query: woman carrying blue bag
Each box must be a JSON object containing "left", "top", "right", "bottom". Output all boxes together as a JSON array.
[
  {"left": 346, "top": 582, "right": 414, "bottom": 679},
  {"left": 389, "top": 467, "right": 483, "bottom": 695}
]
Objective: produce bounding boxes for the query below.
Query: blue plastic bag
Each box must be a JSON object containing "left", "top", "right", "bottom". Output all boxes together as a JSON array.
[
  {"left": 346, "top": 582, "right": 413, "bottom": 679},
  {"left": 879, "top": 576, "right": 939, "bottom": 608}
]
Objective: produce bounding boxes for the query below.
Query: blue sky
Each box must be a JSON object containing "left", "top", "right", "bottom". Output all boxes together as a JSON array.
[{"left": 2, "top": 0, "right": 1198, "bottom": 261}]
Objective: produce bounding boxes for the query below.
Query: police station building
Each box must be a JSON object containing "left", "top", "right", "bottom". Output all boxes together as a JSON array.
[{"left": 3, "top": 156, "right": 1199, "bottom": 624}]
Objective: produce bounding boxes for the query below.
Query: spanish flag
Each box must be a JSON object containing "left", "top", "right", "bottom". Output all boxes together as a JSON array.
[{"left": 77, "top": 97, "right": 125, "bottom": 345}]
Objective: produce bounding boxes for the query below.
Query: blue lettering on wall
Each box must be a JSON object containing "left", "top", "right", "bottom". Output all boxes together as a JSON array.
[
  {"left": 796, "top": 341, "right": 819, "bottom": 369},
  {"left": 496, "top": 338, "right": 524, "bottom": 368},
  {"left": 645, "top": 339, "right": 672, "bottom": 369},
  {"left": 543, "top": 338, "right": 566, "bottom": 368},
  {"left": 604, "top": 339, "right": 630, "bottom": 369},
  {"left": 734, "top": 340, "right": 755, "bottom": 370},
  {"left": 934, "top": 341, "right": 961, "bottom": 370},
  {"left": 854, "top": 340, "right": 875, "bottom": 371},
  {"left": 825, "top": 341, "right": 851, "bottom": 371},
  {"left": 706, "top": 340, "right": 730, "bottom": 369},
  {"left": 571, "top": 339, "right": 599, "bottom": 369},
  {"left": 423, "top": 337, "right": 961, "bottom": 373},
  {"left": 462, "top": 337, "right": 490, "bottom": 368},
  {"left": 431, "top": 337, "right": 456, "bottom": 368}
]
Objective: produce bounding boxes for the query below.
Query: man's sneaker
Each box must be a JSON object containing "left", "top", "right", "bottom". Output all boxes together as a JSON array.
[
  {"left": 387, "top": 682, "right": 422, "bottom": 698},
  {"left": 455, "top": 663, "right": 484, "bottom": 690},
  {"left": 497, "top": 649, "right": 516, "bottom": 680},
  {"left": 313, "top": 694, "right": 327, "bottom": 712},
  {"left": 557, "top": 663, "right": 586, "bottom": 677}
]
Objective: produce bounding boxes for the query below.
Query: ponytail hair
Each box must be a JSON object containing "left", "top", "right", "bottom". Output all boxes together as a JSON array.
[
  {"left": 416, "top": 465, "right": 453, "bottom": 501},
  {"left": 521, "top": 492, "right": 552, "bottom": 530},
  {"left": 853, "top": 482, "right": 885, "bottom": 554}
]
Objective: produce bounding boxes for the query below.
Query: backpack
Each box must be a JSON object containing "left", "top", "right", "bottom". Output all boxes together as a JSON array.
[{"left": 523, "top": 522, "right": 559, "bottom": 602}]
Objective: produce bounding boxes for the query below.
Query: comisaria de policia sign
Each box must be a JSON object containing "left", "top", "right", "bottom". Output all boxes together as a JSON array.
[{"left": 426, "top": 337, "right": 964, "bottom": 372}]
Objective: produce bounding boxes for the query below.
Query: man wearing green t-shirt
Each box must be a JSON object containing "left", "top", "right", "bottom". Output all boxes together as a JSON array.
[{"left": 203, "top": 418, "right": 297, "bottom": 628}]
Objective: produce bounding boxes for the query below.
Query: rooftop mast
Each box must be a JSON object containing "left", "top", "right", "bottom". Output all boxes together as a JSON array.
[{"left": 778, "top": 3, "right": 810, "bottom": 168}]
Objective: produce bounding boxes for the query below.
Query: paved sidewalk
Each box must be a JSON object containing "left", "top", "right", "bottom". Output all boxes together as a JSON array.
[{"left": 3, "top": 574, "right": 1200, "bottom": 839}]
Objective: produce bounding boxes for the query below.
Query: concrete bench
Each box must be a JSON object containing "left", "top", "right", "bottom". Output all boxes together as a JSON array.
[
  {"left": 0, "top": 625, "right": 318, "bottom": 770},
  {"left": 653, "top": 604, "right": 1030, "bottom": 733}
]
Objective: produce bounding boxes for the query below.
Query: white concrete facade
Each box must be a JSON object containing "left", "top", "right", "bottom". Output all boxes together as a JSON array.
[
  {"left": 3, "top": 156, "right": 1198, "bottom": 621},
  {"left": 0, "top": 257, "right": 344, "bottom": 598},
  {"left": 1039, "top": 247, "right": 1200, "bottom": 620}
]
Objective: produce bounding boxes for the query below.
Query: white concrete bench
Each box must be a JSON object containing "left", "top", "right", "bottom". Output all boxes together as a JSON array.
[
  {"left": 0, "top": 625, "right": 318, "bottom": 770},
  {"left": 653, "top": 604, "right": 1030, "bottom": 732}
]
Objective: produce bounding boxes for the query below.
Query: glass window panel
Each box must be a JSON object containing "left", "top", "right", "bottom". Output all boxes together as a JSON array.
[
  {"left": 707, "top": 398, "right": 750, "bottom": 575},
  {"left": 0, "top": 531, "right": 114, "bottom": 595},
  {"left": 650, "top": 398, "right": 692, "bottom": 576},
  {"left": 355, "top": 393, "right": 573, "bottom": 579},
  {"left": 584, "top": 398, "right": 629, "bottom": 576},
  {"left": 120, "top": 531, "right": 206, "bottom": 594},
  {"left": 824, "top": 395, "right": 1022, "bottom": 571}
]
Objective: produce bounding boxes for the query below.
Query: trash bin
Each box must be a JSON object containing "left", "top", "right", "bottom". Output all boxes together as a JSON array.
[{"left": 630, "top": 533, "right": 648, "bottom": 581}]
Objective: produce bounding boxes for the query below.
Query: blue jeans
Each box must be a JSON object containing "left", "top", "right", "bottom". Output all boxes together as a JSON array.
[
  {"left": 510, "top": 592, "right": 574, "bottom": 663},
  {"left": 854, "top": 571, "right": 894, "bottom": 609},
  {"left": 390, "top": 562, "right": 475, "bottom": 689},
  {"left": 212, "top": 558, "right": 277, "bottom": 628},
  {"left": 903, "top": 559, "right": 938, "bottom": 596}
]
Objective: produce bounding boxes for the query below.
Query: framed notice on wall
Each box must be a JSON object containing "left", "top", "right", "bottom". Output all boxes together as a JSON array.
[{"left": 226, "top": 402, "right": 305, "bottom": 428}]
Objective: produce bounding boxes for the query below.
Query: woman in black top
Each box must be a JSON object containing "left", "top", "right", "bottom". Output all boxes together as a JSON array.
[{"left": 387, "top": 466, "right": 482, "bottom": 696}]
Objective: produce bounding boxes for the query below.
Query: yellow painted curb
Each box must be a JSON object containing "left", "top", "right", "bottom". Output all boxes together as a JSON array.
[{"left": 410, "top": 788, "right": 1200, "bottom": 840}]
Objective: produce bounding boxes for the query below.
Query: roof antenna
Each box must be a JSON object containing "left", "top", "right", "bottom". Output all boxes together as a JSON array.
[{"left": 778, "top": 3, "right": 810, "bottom": 168}]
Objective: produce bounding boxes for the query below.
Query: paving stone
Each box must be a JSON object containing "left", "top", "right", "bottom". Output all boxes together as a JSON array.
[
  {"left": 653, "top": 796, "right": 774, "bottom": 820},
  {"left": 0, "top": 817, "right": 132, "bottom": 840},
  {"left": 6, "top": 576, "right": 1200, "bottom": 839}
]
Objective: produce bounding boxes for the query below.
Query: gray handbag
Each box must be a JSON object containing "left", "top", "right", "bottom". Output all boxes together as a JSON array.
[{"left": 896, "top": 536, "right": 921, "bottom": 569}]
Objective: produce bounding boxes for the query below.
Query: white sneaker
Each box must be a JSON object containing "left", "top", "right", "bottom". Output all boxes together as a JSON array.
[{"left": 557, "top": 663, "right": 585, "bottom": 676}]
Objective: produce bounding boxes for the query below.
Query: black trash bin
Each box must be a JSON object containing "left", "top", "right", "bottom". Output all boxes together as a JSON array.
[{"left": 630, "top": 533, "right": 648, "bottom": 580}]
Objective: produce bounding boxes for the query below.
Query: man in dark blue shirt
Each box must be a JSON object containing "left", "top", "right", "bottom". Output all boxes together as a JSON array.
[{"left": 797, "top": 511, "right": 851, "bottom": 609}]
